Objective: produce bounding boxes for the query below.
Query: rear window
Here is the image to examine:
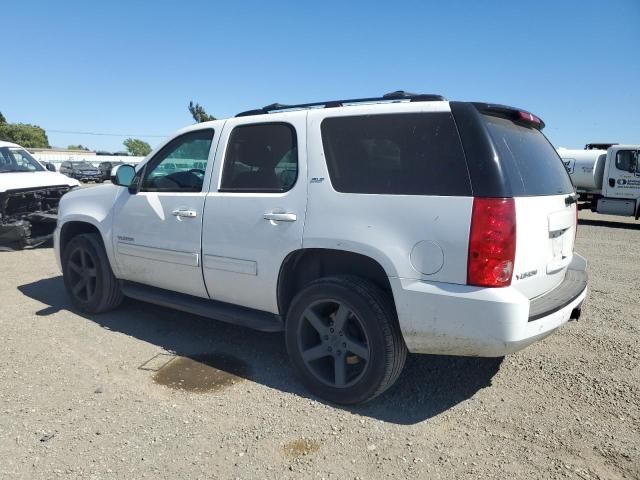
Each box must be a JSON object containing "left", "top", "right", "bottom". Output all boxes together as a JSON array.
[
  {"left": 483, "top": 115, "right": 574, "bottom": 196},
  {"left": 321, "top": 112, "right": 471, "bottom": 196}
]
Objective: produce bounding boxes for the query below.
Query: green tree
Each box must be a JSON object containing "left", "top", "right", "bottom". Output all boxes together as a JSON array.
[
  {"left": 188, "top": 101, "right": 216, "bottom": 123},
  {"left": 0, "top": 123, "right": 49, "bottom": 148},
  {"left": 123, "top": 138, "right": 151, "bottom": 156},
  {"left": 67, "top": 144, "right": 91, "bottom": 151},
  {"left": 0, "top": 112, "right": 6, "bottom": 124}
]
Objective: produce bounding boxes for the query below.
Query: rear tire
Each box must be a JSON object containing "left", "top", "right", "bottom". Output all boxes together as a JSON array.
[
  {"left": 62, "top": 233, "right": 123, "bottom": 314},
  {"left": 285, "top": 275, "right": 407, "bottom": 405}
]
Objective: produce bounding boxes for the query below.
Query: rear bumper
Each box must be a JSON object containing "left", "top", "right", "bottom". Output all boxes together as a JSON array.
[
  {"left": 392, "top": 254, "right": 588, "bottom": 357},
  {"left": 528, "top": 254, "right": 587, "bottom": 321}
]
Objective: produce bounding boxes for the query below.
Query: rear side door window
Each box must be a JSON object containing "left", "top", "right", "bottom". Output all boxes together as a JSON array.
[
  {"left": 320, "top": 112, "right": 471, "bottom": 195},
  {"left": 220, "top": 123, "right": 298, "bottom": 193}
]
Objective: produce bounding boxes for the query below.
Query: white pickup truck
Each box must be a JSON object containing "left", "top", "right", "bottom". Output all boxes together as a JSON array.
[
  {"left": 1, "top": 140, "right": 80, "bottom": 249},
  {"left": 558, "top": 144, "right": 640, "bottom": 218}
]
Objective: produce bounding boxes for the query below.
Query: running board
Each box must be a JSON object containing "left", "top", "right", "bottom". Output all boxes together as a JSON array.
[{"left": 120, "top": 281, "right": 284, "bottom": 332}]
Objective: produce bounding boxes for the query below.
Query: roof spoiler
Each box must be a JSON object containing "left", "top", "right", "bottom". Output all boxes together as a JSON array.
[{"left": 472, "top": 102, "right": 545, "bottom": 130}]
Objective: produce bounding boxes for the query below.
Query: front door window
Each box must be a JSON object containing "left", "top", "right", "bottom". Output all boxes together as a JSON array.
[{"left": 138, "top": 129, "right": 214, "bottom": 192}]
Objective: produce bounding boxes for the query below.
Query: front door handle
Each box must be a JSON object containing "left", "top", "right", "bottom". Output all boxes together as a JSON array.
[
  {"left": 264, "top": 212, "right": 297, "bottom": 222},
  {"left": 609, "top": 178, "right": 616, "bottom": 188},
  {"left": 172, "top": 209, "right": 197, "bottom": 218}
]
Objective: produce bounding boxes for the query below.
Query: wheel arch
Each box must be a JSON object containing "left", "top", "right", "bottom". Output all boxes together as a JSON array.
[
  {"left": 59, "top": 220, "right": 104, "bottom": 260},
  {"left": 277, "top": 248, "right": 394, "bottom": 317}
]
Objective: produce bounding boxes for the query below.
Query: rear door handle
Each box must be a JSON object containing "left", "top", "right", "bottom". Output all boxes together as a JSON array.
[
  {"left": 264, "top": 212, "right": 297, "bottom": 222},
  {"left": 172, "top": 209, "right": 197, "bottom": 218}
]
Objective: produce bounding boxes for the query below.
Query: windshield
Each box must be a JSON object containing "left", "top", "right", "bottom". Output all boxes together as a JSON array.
[
  {"left": 77, "top": 162, "right": 96, "bottom": 169},
  {"left": 0, "top": 147, "right": 45, "bottom": 173}
]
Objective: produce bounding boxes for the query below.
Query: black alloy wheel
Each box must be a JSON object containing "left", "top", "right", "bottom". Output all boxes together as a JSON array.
[
  {"left": 62, "top": 233, "right": 123, "bottom": 314},
  {"left": 297, "top": 299, "right": 371, "bottom": 388},
  {"left": 285, "top": 276, "right": 407, "bottom": 405},
  {"left": 66, "top": 245, "right": 98, "bottom": 303}
]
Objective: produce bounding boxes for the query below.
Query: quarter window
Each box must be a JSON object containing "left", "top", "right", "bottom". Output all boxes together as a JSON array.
[
  {"left": 220, "top": 123, "right": 298, "bottom": 192},
  {"left": 139, "top": 129, "right": 214, "bottom": 192},
  {"left": 320, "top": 113, "right": 471, "bottom": 195}
]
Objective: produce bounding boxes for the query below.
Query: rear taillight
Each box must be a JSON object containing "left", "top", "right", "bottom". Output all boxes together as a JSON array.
[{"left": 467, "top": 198, "right": 516, "bottom": 287}]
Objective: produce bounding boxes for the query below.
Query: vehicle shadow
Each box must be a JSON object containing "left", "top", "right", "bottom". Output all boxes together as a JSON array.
[
  {"left": 579, "top": 218, "right": 640, "bottom": 231},
  {"left": 18, "top": 276, "right": 502, "bottom": 425}
]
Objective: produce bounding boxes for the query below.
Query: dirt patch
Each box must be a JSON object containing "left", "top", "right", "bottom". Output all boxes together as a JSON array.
[
  {"left": 284, "top": 439, "right": 321, "bottom": 458},
  {"left": 153, "top": 354, "right": 249, "bottom": 393}
]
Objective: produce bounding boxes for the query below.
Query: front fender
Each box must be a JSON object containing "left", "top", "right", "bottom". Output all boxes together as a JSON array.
[{"left": 56, "top": 184, "right": 124, "bottom": 276}]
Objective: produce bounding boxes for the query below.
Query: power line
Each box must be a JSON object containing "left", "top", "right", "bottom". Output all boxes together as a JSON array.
[{"left": 47, "top": 129, "right": 168, "bottom": 138}]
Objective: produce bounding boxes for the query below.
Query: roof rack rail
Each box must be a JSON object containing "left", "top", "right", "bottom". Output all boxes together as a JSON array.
[{"left": 235, "top": 90, "right": 446, "bottom": 117}]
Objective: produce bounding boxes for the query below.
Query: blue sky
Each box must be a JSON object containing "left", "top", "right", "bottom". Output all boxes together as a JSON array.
[{"left": 2, "top": 0, "right": 638, "bottom": 151}]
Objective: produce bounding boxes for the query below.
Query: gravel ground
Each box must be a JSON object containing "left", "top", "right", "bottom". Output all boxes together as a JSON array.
[{"left": 0, "top": 210, "right": 638, "bottom": 480}]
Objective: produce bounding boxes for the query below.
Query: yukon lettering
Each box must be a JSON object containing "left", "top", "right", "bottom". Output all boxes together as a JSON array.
[{"left": 515, "top": 270, "right": 538, "bottom": 280}]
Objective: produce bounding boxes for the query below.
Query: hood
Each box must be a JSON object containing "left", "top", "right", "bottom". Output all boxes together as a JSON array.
[
  {"left": 0, "top": 171, "right": 81, "bottom": 193},
  {"left": 58, "top": 182, "right": 121, "bottom": 217}
]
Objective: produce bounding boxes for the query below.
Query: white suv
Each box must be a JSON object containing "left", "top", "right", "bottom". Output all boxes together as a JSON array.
[{"left": 54, "top": 91, "right": 587, "bottom": 404}]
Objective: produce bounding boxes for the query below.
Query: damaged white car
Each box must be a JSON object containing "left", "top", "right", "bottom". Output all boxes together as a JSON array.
[{"left": 0, "top": 141, "right": 80, "bottom": 250}]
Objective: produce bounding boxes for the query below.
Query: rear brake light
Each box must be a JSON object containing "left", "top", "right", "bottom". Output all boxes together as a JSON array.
[
  {"left": 467, "top": 198, "right": 516, "bottom": 287},
  {"left": 517, "top": 110, "right": 542, "bottom": 126}
]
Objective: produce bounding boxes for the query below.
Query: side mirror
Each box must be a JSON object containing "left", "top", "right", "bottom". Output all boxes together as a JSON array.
[
  {"left": 112, "top": 164, "right": 136, "bottom": 188},
  {"left": 45, "top": 162, "right": 56, "bottom": 172}
]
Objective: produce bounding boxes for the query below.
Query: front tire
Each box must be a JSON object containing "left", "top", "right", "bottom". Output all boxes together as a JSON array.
[
  {"left": 62, "top": 233, "right": 123, "bottom": 314},
  {"left": 285, "top": 276, "right": 407, "bottom": 405}
]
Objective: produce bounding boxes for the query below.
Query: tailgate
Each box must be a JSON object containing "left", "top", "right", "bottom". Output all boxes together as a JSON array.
[
  {"left": 513, "top": 195, "right": 577, "bottom": 299},
  {"left": 477, "top": 109, "right": 577, "bottom": 300},
  {"left": 482, "top": 105, "right": 577, "bottom": 299}
]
